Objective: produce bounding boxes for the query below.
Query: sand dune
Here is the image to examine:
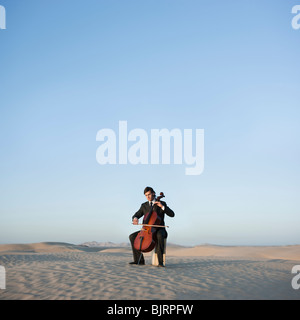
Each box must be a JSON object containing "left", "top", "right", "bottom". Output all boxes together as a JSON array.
[
  {"left": 1, "top": 242, "right": 299, "bottom": 261},
  {"left": 0, "top": 242, "right": 106, "bottom": 254},
  {"left": 0, "top": 242, "right": 299, "bottom": 300},
  {"left": 0, "top": 242, "right": 79, "bottom": 253},
  {"left": 167, "top": 244, "right": 300, "bottom": 261}
]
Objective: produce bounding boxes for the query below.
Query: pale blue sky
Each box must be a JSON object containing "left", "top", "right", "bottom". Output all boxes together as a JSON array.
[{"left": 0, "top": 0, "right": 299, "bottom": 245}]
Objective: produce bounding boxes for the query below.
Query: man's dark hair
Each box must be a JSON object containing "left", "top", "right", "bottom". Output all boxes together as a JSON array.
[{"left": 144, "top": 186, "right": 155, "bottom": 195}]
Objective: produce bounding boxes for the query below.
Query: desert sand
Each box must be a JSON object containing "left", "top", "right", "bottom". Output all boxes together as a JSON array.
[{"left": 0, "top": 242, "right": 299, "bottom": 300}]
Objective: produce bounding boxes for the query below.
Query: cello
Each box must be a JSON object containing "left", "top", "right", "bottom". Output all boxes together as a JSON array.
[{"left": 133, "top": 192, "right": 167, "bottom": 256}]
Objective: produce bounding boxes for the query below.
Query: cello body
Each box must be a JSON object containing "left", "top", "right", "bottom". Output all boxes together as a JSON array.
[{"left": 133, "top": 192, "right": 165, "bottom": 253}]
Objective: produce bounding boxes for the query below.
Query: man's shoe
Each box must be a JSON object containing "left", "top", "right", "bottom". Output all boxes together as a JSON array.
[
  {"left": 129, "top": 261, "right": 145, "bottom": 265},
  {"left": 157, "top": 264, "right": 164, "bottom": 267}
]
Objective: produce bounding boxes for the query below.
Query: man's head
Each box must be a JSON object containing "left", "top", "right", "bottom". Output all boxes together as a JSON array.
[{"left": 144, "top": 186, "right": 155, "bottom": 201}]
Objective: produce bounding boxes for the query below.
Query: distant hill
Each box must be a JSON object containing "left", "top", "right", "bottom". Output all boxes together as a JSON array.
[
  {"left": 80, "top": 241, "right": 130, "bottom": 247},
  {"left": 79, "top": 241, "right": 191, "bottom": 248}
]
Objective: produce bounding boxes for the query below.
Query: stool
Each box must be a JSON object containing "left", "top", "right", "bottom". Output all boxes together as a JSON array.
[{"left": 152, "top": 238, "right": 167, "bottom": 266}]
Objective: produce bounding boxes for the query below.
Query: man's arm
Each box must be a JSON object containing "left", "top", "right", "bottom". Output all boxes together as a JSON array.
[
  {"left": 132, "top": 204, "right": 145, "bottom": 221},
  {"left": 160, "top": 201, "right": 175, "bottom": 217}
]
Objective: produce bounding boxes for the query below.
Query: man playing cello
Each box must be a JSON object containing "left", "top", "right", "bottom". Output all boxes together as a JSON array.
[{"left": 129, "top": 187, "right": 175, "bottom": 267}]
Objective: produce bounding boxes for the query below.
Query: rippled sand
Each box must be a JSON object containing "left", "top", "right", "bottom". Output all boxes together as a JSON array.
[{"left": 0, "top": 242, "right": 299, "bottom": 300}]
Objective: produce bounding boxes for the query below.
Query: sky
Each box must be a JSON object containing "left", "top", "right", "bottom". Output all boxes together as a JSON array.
[{"left": 0, "top": 0, "right": 299, "bottom": 246}]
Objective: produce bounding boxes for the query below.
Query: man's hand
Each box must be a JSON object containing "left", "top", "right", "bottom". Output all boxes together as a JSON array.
[
  {"left": 154, "top": 201, "right": 164, "bottom": 209},
  {"left": 132, "top": 217, "right": 139, "bottom": 225},
  {"left": 154, "top": 201, "right": 162, "bottom": 208}
]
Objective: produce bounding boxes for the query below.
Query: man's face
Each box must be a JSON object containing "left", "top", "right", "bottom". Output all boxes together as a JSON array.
[{"left": 145, "top": 191, "right": 155, "bottom": 202}]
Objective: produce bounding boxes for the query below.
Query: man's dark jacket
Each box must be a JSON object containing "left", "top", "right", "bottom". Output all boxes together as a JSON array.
[{"left": 132, "top": 201, "right": 175, "bottom": 227}]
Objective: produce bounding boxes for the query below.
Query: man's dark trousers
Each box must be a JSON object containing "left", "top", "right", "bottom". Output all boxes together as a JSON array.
[{"left": 129, "top": 228, "right": 167, "bottom": 265}]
